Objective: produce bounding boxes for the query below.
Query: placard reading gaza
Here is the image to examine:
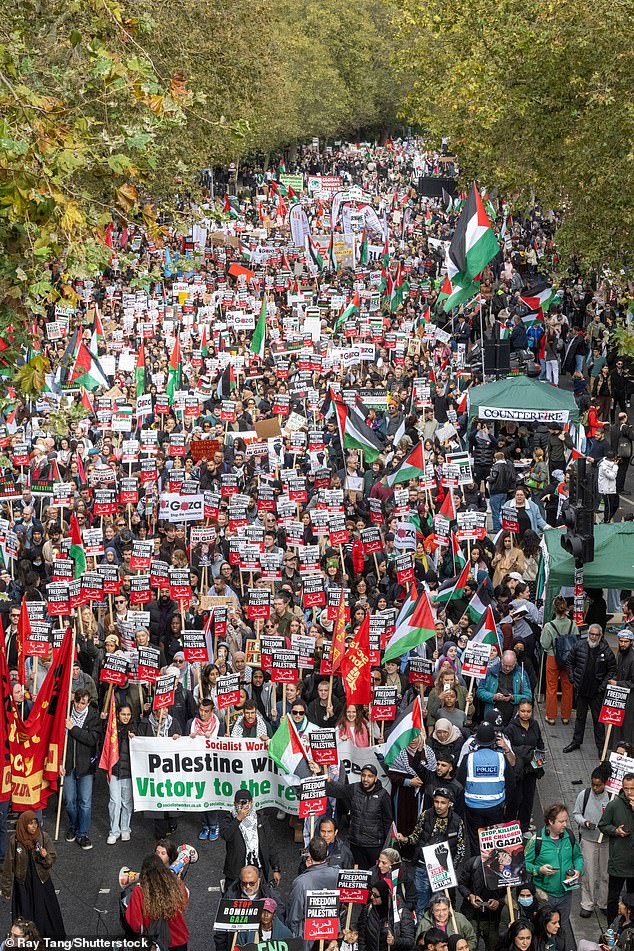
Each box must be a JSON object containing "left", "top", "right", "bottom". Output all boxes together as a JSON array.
[{"left": 129, "top": 737, "right": 388, "bottom": 812}]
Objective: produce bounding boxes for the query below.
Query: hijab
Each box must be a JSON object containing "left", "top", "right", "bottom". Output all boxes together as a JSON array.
[
  {"left": 16, "top": 810, "right": 40, "bottom": 850},
  {"left": 372, "top": 879, "right": 392, "bottom": 920},
  {"left": 432, "top": 718, "right": 463, "bottom": 745}
]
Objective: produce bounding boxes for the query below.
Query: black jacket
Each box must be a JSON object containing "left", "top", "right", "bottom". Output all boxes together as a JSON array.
[
  {"left": 169, "top": 683, "right": 197, "bottom": 733},
  {"left": 214, "top": 879, "right": 286, "bottom": 951},
  {"left": 505, "top": 715, "right": 544, "bottom": 775},
  {"left": 326, "top": 779, "right": 393, "bottom": 848},
  {"left": 488, "top": 460, "right": 517, "bottom": 495},
  {"left": 457, "top": 855, "right": 502, "bottom": 907},
  {"left": 357, "top": 897, "right": 415, "bottom": 951},
  {"left": 370, "top": 865, "right": 417, "bottom": 911},
  {"left": 219, "top": 810, "right": 280, "bottom": 882},
  {"left": 565, "top": 636, "right": 617, "bottom": 696},
  {"left": 147, "top": 597, "right": 178, "bottom": 646},
  {"left": 64, "top": 706, "right": 100, "bottom": 776}
]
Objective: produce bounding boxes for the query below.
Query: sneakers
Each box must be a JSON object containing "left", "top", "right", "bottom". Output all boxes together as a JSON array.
[
  {"left": 121, "top": 831, "right": 130, "bottom": 842},
  {"left": 198, "top": 828, "right": 210, "bottom": 841},
  {"left": 65, "top": 828, "right": 76, "bottom": 843},
  {"left": 107, "top": 834, "right": 119, "bottom": 845},
  {"left": 77, "top": 836, "right": 93, "bottom": 850},
  {"left": 208, "top": 825, "right": 219, "bottom": 842}
]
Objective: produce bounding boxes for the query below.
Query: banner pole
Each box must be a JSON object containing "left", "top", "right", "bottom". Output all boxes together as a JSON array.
[
  {"left": 506, "top": 884, "right": 515, "bottom": 923},
  {"left": 54, "top": 625, "right": 76, "bottom": 841}
]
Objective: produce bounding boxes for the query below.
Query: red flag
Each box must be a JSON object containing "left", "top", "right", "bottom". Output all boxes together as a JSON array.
[
  {"left": 99, "top": 689, "right": 119, "bottom": 781},
  {"left": 329, "top": 588, "right": 347, "bottom": 674},
  {"left": 4, "top": 627, "right": 74, "bottom": 810},
  {"left": 340, "top": 612, "right": 371, "bottom": 705},
  {"left": 17, "top": 597, "right": 31, "bottom": 686},
  {"left": 438, "top": 487, "right": 457, "bottom": 521},
  {"left": 76, "top": 452, "right": 86, "bottom": 484}
]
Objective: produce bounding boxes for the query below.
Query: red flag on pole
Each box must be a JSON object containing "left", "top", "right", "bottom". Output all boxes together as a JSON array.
[
  {"left": 99, "top": 689, "right": 120, "bottom": 781},
  {"left": 17, "top": 597, "right": 31, "bottom": 686},
  {"left": 329, "top": 588, "right": 347, "bottom": 674},
  {"left": 341, "top": 612, "right": 372, "bottom": 705}
]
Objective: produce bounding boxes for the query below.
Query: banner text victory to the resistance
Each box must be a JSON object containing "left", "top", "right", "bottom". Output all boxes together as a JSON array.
[{"left": 130, "top": 736, "right": 387, "bottom": 813}]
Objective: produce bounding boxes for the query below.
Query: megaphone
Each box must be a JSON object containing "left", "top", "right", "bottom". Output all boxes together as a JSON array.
[
  {"left": 171, "top": 844, "right": 199, "bottom": 877},
  {"left": 119, "top": 866, "right": 139, "bottom": 889}
]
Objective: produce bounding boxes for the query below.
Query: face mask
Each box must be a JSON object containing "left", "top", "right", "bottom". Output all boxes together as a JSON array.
[{"left": 518, "top": 897, "right": 533, "bottom": 908}]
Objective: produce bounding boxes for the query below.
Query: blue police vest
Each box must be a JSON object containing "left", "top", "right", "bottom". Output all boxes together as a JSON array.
[{"left": 464, "top": 747, "right": 506, "bottom": 809}]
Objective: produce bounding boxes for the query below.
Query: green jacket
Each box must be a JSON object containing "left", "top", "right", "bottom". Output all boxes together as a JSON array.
[
  {"left": 598, "top": 791, "right": 634, "bottom": 876},
  {"left": 540, "top": 617, "right": 579, "bottom": 657},
  {"left": 524, "top": 827, "right": 584, "bottom": 897}
]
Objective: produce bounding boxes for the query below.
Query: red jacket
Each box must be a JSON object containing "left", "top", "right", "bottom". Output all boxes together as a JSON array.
[
  {"left": 587, "top": 406, "right": 601, "bottom": 438},
  {"left": 126, "top": 881, "right": 189, "bottom": 948}
]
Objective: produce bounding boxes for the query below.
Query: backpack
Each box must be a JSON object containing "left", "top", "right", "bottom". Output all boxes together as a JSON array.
[
  {"left": 553, "top": 619, "right": 576, "bottom": 669},
  {"left": 577, "top": 787, "right": 592, "bottom": 840},
  {"left": 532, "top": 826, "right": 576, "bottom": 860},
  {"left": 143, "top": 918, "right": 171, "bottom": 951}
]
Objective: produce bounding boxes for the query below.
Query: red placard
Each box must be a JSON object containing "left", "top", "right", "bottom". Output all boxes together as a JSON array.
[
  {"left": 408, "top": 655, "right": 434, "bottom": 686},
  {"left": 216, "top": 673, "right": 241, "bottom": 710},
  {"left": 337, "top": 869, "right": 371, "bottom": 905},
  {"left": 298, "top": 776, "right": 327, "bottom": 818},
  {"left": 153, "top": 674, "right": 176, "bottom": 710},
  {"left": 599, "top": 685, "right": 630, "bottom": 726},
  {"left": 308, "top": 728, "right": 339, "bottom": 766},
  {"left": 99, "top": 654, "right": 128, "bottom": 687},
  {"left": 183, "top": 630, "right": 208, "bottom": 663},
  {"left": 137, "top": 646, "right": 161, "bottom": 683},
  {"left": 270, "top": 650, "right": 299, "bottom": 684},
  {"left": 304, "top": 891, "right": 339, "bottom": 941},
  {"left": 370, "top": 686, "right": 398, "bottom": 721}
]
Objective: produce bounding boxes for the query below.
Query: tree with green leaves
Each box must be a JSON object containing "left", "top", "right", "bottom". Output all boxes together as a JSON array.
[{"left": 395, "top": 0, "right": 634, "bottom": 272}]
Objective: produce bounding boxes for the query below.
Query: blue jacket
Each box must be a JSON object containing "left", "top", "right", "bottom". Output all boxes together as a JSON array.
[
  {"left": 477, "top": 666, "right": 532, "bottom": 713},
  {"left": 505, "top": 498, "right": 547, "bottom": 534}
]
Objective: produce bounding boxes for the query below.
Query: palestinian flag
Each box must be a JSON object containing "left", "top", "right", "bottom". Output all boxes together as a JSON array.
[
  {"left": 327, "top": 231, "right": 338, "bottom": 272},
  {"left": 394, "top": 581, "right": 418, "bottom": 629},
  {"left": 200, "top": 324, "right": 209, "bottom": 358},
  {"left": 268, "top": 715, "right": 310, "bottom": 778},
  {"left": 223, "top": 194, "right": 240, "bottom": 219},
  {"left": 390, "top": 263, "right": 409, "bottom": 313},
  {"left": 307, "top": 235, "right": 325, "bottom": 272},
  {"left": 439, "top": 267, "right": 480, "bottom": 314},
  {"left": 166, "top": 336, "right": 181, "bottom": 404},
  {"left": 250, "top": 299, "right": 267, "bottom": 360},
  {"left": 334, "top": 292, "right": 360, "bottom": 333},
  {"left": 387, "top": 442, "right": 426, "bottom": 486},
  {"left": 383, "top": 696, "right": 424, "bottom": 768},
  {"left": 135, "top": 341, "right": 145, "bottom": 398},
  {"left": 80, "top": 387, "right": 93, "bottom": 415},
  {"left": 446, "top": 183, "right": 499, "bottom": 283},
  {"left": 239, "top": 241, "right": 253, "bottom": 262},
  {"left": 432, "top": 561, "right": 470, "bottom": 605},
  {"left": 383, "top": 591, "right": 436, "bottom": 664},
  {"left": 472, "top": 605, "right": 503, "bottom": 649},
  {"left": 69, "top": 513, "right": 87, "bottom": 579},
  {"left": 216, "top": 363, "right": 235, "bottom": 400},
  {"left": 435, "top": 275, "right": 453, "bottom": 312},
  {"left": 520, "top": 281, "right": 557, "bottom": 313},
  {"left": 520, "top": 309, "right": 544, "bottom": 329},
  {"left": 381, "top": 234, "right": 390, "bottom": 269},
  {"left": 91, "top": 307, "right": 104, "bottom": 354},
  {"left": 442, "top": 188, "right": 455, "bottom": 212},
  {"left": 466, "top": 582, "right": 493, "bottom": 623},
  {"left": 359, "top": 226, "right": 369, "bottom": 266},
  {"left": 68, "top": 340, "right": 109, "bottom": 391},
  {"left": 334, "top": 400, "right": 384, "bottom": 463},
  {"left": 481, "top": 189, "right": 497, "bottom": 222},
  {"left": 450, "top": 531, "right": 467, "bottom": 570}
]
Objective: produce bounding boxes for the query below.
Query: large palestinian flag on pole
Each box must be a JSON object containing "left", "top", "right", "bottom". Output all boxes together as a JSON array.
[
  {"left": 68, "top": 340, "right": 109, "bottom": 391},
  {"left": 334, "top": 399, "right": 384, "bottom": 463},
  {"left": 441, "top": 183, "right": 500, "bottom": 313},
  {"left": 383, "top": 697, "right": 424, "bottom": 767},
  {"left": 382, "top": 591, "right": 436, "bottom": 664}
]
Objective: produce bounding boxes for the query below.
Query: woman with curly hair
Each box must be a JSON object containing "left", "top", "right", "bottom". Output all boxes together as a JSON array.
[{"left": 125, "top": 853, "right": 189, "bottom": 951}]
